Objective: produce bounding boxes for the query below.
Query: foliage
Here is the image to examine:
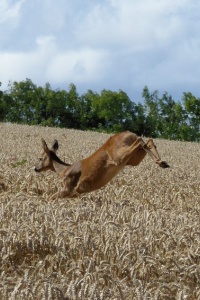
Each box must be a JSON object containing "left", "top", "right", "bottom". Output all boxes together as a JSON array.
[
  {"left": 142, "top": 86, "right": 200, "bottom": 141},
  {"left": 0, "top": 79, "right": 199, "bottom": 141}
]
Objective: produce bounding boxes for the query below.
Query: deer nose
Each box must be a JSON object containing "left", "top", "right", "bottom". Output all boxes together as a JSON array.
[{"left": 34, "top": 167, "right": 39, "bottom": 172}]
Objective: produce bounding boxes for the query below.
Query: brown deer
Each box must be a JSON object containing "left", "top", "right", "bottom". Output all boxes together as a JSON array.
[{"left": 34, "top": 131, "right": 170, "bottom": 199}]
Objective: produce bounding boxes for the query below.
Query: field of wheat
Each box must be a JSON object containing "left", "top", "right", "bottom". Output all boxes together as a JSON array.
[{"left": 0, "top": 122, "right": 199, "bottom": 300}]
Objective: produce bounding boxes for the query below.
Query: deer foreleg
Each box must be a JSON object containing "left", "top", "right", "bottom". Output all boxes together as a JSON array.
[
  {"left": 50, "top": 162, "right": 82, "bottom": 200},
  {"left": 50, "top": 188, "right": 80, "bottom": 200}
]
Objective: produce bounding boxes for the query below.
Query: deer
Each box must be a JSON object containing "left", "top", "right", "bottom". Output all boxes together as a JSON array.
[{"left": 34, "top": 131, "right": 170, "bottom": 200}]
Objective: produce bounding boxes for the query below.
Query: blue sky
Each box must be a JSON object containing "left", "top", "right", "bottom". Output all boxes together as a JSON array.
[{"left": 1, "top": 0, "right": 200, "bottom": 102}]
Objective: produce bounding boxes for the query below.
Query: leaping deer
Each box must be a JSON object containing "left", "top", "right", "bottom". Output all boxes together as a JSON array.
[{"left": 34, "top": 131, "right": 170, "bottom": 199}]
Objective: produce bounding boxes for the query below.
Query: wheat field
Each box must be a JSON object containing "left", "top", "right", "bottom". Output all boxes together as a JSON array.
[{"left": 0, "top": 122, "right": 199, "bottom": 300}]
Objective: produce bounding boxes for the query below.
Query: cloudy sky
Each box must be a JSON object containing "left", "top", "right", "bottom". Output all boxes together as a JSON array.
[{"left": 1, "top": 0, "right": 200, "bottom": 102}]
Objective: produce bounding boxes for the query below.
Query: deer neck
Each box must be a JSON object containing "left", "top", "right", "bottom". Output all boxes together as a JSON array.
[{"left": 52, "top": 159, "right": 71, "bottom": 177}]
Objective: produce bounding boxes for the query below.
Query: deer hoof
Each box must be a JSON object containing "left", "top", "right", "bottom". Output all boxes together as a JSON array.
[{"left": 158, "top": 160, "right": 170, "bottom": 168}]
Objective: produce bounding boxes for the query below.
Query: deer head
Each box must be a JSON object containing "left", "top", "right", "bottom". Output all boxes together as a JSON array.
[{"left": 34, "top": 139, "right": 59, "bottom": 172}]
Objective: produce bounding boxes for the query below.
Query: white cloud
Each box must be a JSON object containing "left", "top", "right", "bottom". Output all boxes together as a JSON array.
[
  {"left": 0, "top": 35, "right": 55, "bottom": 88},
  {"left": 46, "top": 48, "right": 109, "bottom": 84},
  {"left": 76, "top": 0, "right": 189, "bottom": 52},
  {"left": 0, "top": 35, "right": 109, "bottom": 90},
  {"left": 0, "top": 0, "right": 200, "bottom": 100},
  {"left": 0, "top": 0, "right": 26, "bottom": 25}
]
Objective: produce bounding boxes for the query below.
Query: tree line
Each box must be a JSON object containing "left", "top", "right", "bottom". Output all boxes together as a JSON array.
[{"left": 0, "top": 79, "right": 199, "bottom": 142}]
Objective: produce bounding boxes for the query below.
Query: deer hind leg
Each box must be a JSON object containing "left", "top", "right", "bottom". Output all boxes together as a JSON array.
[
  {"left": 125, "top": 137, "right": 149, "bottom": 166},
  {"left": 142, "top": 138, "right": 170, "bottom": 168},
  {"left": 117, "top": 137, "right": 145, "bottom": 165},
  {"left": 126, "top": 138, "right": 170, "bottom": 168},
  {"left": 126, "top": 147, "right": 147, "bottom": 166}
]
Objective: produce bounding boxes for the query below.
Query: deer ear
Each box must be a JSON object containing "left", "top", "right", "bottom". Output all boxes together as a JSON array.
[
  {"left": 51, "top": 139, "right": 59, "bottom": 152},
  {"left": 41, "top": 138, "right": 49, "bottom": 153}
]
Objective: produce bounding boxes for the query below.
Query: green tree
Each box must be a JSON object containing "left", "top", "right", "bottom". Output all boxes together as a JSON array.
[
  {"left": 61, "top": 83, "right": 82, "bottom": 129},
  {"left": 142, "top": 86, "right": 199, "bottom": 141},
  {"left": 128, "top": 102, "right": 150, "bottom": 136},
  {"left": 79, "top": 90, "right": 102, "bottom": 129},
  {"left": 1, "top": 79, "right": 199, "bottom": 141},
  {"left": 2, "top": 79, "right": 69, "bottom": 127},
  {"left": 142, "top": 86, "right": 161, "bottom": 137},
  {"left": 36, "top": 83, "right": 68, "bottom": 127},
  {"left": 0, "top": 82, "right": 5, "bottom": 120},
  {"left": 158, "top": 92, "right": 183, "bottom": 139},
  {"left": 92, "top": 89, "right": 134, "bottom": 132},
  {"left": 182, "top": 92, "right": 200, "bottom": 141},
  {"left": 0, "top": 93, "right": 15, "bottom": 121},
  {"left": 3, "top": 79, "right": 38, "bottom": 123}
]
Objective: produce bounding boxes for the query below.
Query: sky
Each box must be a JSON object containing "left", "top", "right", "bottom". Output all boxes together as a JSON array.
[{"left": 1, "top": 0, "right": 200, "bottom": 103}]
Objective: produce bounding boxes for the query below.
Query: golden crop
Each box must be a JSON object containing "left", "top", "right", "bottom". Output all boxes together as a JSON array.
[{"left": 0, "top": 122, "right": 199, "bottom": 300}]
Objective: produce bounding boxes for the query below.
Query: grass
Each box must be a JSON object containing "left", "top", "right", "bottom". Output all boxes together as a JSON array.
[{"left": 0, "top": 122, "right": 199, "bottom": 299}]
